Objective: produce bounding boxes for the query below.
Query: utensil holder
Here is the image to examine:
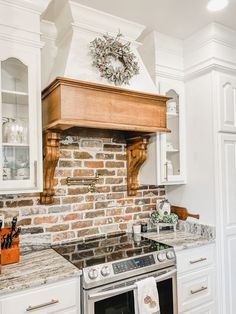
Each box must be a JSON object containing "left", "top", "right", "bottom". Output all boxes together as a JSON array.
[{"left": 0, "top": 227, "right": 20, "bottom": 267}]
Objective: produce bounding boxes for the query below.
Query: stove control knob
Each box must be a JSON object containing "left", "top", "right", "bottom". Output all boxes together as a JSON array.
[
  {"left": 101, "top": 266, "right": 110, "bottom": 277},
  {"left": 157, "top": 252, "right": 167, "bottom": 262},
  {"left": 167, "top": 251, "right": 175, "bottom": 260},
  {"left": 88, "top": 268, "right": 98, "bottom": 280}
]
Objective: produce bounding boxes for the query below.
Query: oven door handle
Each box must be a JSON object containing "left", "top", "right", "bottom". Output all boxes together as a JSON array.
[{"left": 88, "top": 269, "right": 177, "bottom": 301}]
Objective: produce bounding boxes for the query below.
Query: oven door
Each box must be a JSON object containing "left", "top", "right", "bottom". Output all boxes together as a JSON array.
[{"left": 83, "top": 266, "right": 177, "bottom": 314}]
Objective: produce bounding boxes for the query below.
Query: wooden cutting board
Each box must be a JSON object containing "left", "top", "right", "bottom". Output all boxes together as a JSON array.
[{"left": 171, "top": 205, "right": 200, "bottom": 220}]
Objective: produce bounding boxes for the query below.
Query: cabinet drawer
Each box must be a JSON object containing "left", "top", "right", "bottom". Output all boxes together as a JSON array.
[
  {"left": 181, "top": 302, "right": 215, "bottom": 314},
  {"left": 178, "top": 267, "right": 215, "bottom": 312},
  {"left": 1, "top": 279, "right": 78, "bottom": 314},
  {"left": 176, "top": 244, "right": 215, "bottom": 274}
]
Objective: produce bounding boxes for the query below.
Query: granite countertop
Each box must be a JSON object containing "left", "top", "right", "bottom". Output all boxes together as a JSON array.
[
  {"left": 144, "top": 230, "right": 215, "bottom": 251},
  {"left": 0, "top": 249, "right": 81, "bottom": 296}
]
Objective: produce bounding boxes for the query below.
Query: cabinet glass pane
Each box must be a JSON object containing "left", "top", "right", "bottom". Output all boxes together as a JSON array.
[
  {"left": 1, "top": 58, "right": 30, "bottom": 181},
  {"left": 166, "top": 90, "right": 180, "bottom": 176},
  {"left": 3, "top": 146, "right": 29, "bottom": 180}
]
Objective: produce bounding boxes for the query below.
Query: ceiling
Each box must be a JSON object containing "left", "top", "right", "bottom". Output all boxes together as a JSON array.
[{"left": 74, "top": 0, "right": 236, "bottom": 39}]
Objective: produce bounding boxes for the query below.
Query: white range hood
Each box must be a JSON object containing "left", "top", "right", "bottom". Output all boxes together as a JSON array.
[{"left": 41, "top": 0, "right": 157, "bottom": 93}]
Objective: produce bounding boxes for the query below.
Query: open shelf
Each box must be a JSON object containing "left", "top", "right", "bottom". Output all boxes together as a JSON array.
[{"left": 2, "top": 143, "right": 29, "bottom": 147}]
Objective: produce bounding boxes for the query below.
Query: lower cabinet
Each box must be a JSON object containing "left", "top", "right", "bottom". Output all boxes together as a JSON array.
[
  {"left": 181, "top": 302, "right": 215, "bottom": 314},
  {"left": 0, "top": 278, "right": 80, "bottom": 314},
  {"left": 176, "top": 244, "right": 216, "bottom": 314}
]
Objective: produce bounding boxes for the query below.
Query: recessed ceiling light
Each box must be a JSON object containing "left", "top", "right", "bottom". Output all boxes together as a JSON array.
[{"left": 207, "top": 0, "right": 229, "bottom": 11}]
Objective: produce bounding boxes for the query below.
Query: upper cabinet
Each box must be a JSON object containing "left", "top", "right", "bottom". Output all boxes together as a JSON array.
[
  {"left": 0, "top": 0, "right": 44, "bottom": 195},
  {"left": 139, "top": 79, "right": 186, "bottom": 186},
  {"left": 159, "top": 80, "right": 186, "bottom": 185},
  {"left": 0, "top": 51, "right": 42, "bottom": 194},
  {"left": 218, "top": 74, "right": 236, "bottom": 133}
]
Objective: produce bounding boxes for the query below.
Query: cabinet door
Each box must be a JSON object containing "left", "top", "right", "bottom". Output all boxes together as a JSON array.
[
  {"left": 218, "top": 74, "right": 236, "bottom": 133},
  {"left": 180, "top": 302, "right": 215, "bottom": 314},
  {"left": 0, "top": 44, "right": 42, "bottom": 194},
  {"left": 219, "top": 134, "right": 236, "bottom": 314},
  {"left": 159, "top": 80, "right": 186, "bottom": 185}
]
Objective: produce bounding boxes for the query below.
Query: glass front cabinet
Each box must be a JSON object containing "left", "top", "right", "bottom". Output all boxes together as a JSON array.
[
  {"left": 139, "top": 79, "right": 186, "bottom": 186},
  {"left": 0, "top": 48, "right": 42, "bottom": 194}
]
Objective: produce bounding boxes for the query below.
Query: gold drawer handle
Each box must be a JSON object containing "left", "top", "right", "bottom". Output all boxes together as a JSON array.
[
  {"left": 189, "top": 257, "right": 207, "bottom": 264},
  {"left": 191, "top": 286, "right": 208, "bottom": 295},
  {"left": 26, "top": 299, "right": 59, "bottom": 311}
]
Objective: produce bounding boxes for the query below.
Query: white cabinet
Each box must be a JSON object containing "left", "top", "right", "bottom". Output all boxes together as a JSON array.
[
  {"left": 0, "top": 278, "right": 80, "bottom": 314},
  {"left": 139, "top": 79, "right": 186, "bottom": 186},
  {"left": 176, "top": 244, "right": 216, "bottom": 313},
  {"left": 181, "top": 302, "right": 215, "bottom": 314},
  {"left": 0, "top": 2, "right": 42, "bottom": 194},
  {"left": 218, "top": 133, "right": 236, "bottom": 314},
  {"left": 218, "top": 74, "right": 236, "bottom": 133}
]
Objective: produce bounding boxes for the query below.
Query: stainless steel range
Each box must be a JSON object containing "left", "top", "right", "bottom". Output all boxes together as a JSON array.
[{"left": 53, "top": 232, "right": 177, "bottom": 314}]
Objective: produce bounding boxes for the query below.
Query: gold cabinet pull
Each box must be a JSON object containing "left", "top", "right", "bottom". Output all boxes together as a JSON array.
[
  {"left": 189, "top": 257, "right": 207, "bottom": 264},
  {"left": 34, "top": 160, "right": 37, "bottom": 188},
  {"left": 26, "top": 299, "right": 59, "bottom": 311},
  {"left": 190, "top": 286, "right": 208, "bottom": 295},
  {"left": 164, "top": 162, "right": 168, "bottom": 181}
]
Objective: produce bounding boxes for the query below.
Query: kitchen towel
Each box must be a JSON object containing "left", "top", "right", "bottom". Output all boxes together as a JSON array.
[{"left": 136, "top": 277, "right": 160, "bottom": 314}]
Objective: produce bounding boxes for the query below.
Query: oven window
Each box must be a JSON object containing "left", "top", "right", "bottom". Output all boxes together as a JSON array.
[
  {"left": 95, "top": 291, "right": 135, "bottom": 314},
  {"left": 157, "top": 278, "right": 174, "bottom": 314}
]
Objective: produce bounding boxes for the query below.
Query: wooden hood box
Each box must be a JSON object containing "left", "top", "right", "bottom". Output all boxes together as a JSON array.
[{"left": 40, "top": 77, "right": 170, "bottom": 204}]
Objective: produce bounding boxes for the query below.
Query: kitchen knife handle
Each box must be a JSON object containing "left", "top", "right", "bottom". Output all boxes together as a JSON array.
[{"left": 26, "top": 299, "right": 59, "bottom": 311}]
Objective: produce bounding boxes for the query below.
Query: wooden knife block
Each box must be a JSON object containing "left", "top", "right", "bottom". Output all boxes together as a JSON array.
[{"left": 0, "top": 228, "right": 20, "bottom": 270}]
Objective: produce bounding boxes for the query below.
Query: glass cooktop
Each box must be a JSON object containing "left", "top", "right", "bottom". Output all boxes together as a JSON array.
[{"left": 52, "top": 232, "right": 171, "bottom": 269}]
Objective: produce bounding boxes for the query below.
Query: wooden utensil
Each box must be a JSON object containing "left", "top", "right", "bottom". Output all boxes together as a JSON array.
[{"left": 171, "top": 205, "right": 200, "bottom": 220}]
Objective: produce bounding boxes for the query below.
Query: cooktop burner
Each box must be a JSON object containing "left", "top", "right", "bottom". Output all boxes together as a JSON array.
[{"left": 53, "top": 231, "right": 172, "bottom": 269}]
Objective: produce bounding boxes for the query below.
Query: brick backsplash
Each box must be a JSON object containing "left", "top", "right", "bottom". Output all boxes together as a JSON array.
[{"left": 0, "top": 135, "right": 165, "bottom": 245}]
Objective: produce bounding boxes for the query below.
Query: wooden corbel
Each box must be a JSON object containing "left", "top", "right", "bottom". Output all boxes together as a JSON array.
[
  {"left": 40, "top": 131, "right": 61, "bottom": 205},
  {"left": 127, "top": 136, "right": 149, "bottom": 196}
]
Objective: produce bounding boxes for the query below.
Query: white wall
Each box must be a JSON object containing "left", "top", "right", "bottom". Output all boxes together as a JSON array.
[{"left": 167, "top": 72, "right": 216, "bottom": 225}]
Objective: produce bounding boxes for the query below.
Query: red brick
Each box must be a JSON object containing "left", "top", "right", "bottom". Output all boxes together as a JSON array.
[
  {"left": 116, "top": 154, "right": 126, "bottom": 160},
  {"left": 17, "top": 218, "right": 31, "bottom": 226},
  {"left": 84, "top": 161, "right": 104, "bottom": 168},
  {"left": 125, "top": 206, "right": 141, "bottom": 213},
  {"left": 105, "top": 178, "right": 123, "bottom": 184},
  {"left": 62, "top": 196, "right": 84, "bottom": 204},
  {"left": 6, "top": 200, "right": 33, "bottom": 208},
  {"left": 105, "top": 161, "right": 124, "bottom": 168},
  {"left": 68, "top": 187, "right": 89, "bottom": 195},
  {"left": 106, "top": 208, "right": 123, "bottom": 216},
  {"left": 60, "top": 150, "right": 72, "bottom": 159},
  {"left": 77, "top": 228, "right": 99, "bottom": 237},
  {"left": 62, "top": 213, "right": 83, "bottom": 221},
  {"left": 55, "top": 169, "right": 72, "bottom": 177},
  {"left": 96, "top": 186, "right": 111, "bottom": 193},
  {"left": 85, "top": 210, "right": 105, "bottom": 218},
  {"left": 114, "top": 215, "right": 132, "bottom": 223},
  {"left": 52, "top": 231, "right": 76, "bottom": 243},
  {"left": 46, "top": 224, "right": 69, "bottom": 232},
  {"left": 104, "top": 144, "right": 123, "bottom": 152},
  {"left": 34, "top": 216, "right": 58, "bottom": 224},
  {"left": 97, "top": 169, "right": 115, "bottom": 176},
  {"left": 74, "top": 152, "right": 93, "bottom": 159},
  {"left": 107, "top": 193, "right": 125, "bottom": 200},
  {"left": 59, "top": 160, "right": 82, "bottom": 167},
  {"left": 72, "top": 221, "right": 93, "bottom": 229},
  {"left": 73, "top": 169, "right": 94, "bottom": 177},
  {"left": 96, "top": 153, "right": 114, "bottom": 159},
  {"left": 94, "top": 218, "right": 113, "bottom": 225},
  {"left": 73, "top": 203, "right": 94, "bottom": 211}
]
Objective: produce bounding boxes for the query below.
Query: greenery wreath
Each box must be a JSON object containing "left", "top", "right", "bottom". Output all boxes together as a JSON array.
[{"left": 89, "top": 33, "right": 139, "bottom": 86}]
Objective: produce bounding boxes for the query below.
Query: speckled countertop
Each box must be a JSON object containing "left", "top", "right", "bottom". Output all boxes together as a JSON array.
[
  {"left": 144, "top": 230, "right": 215, "bottom": 251},
  {"left": 0, "top": 249, "right": 81, "bottom": 296}
]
